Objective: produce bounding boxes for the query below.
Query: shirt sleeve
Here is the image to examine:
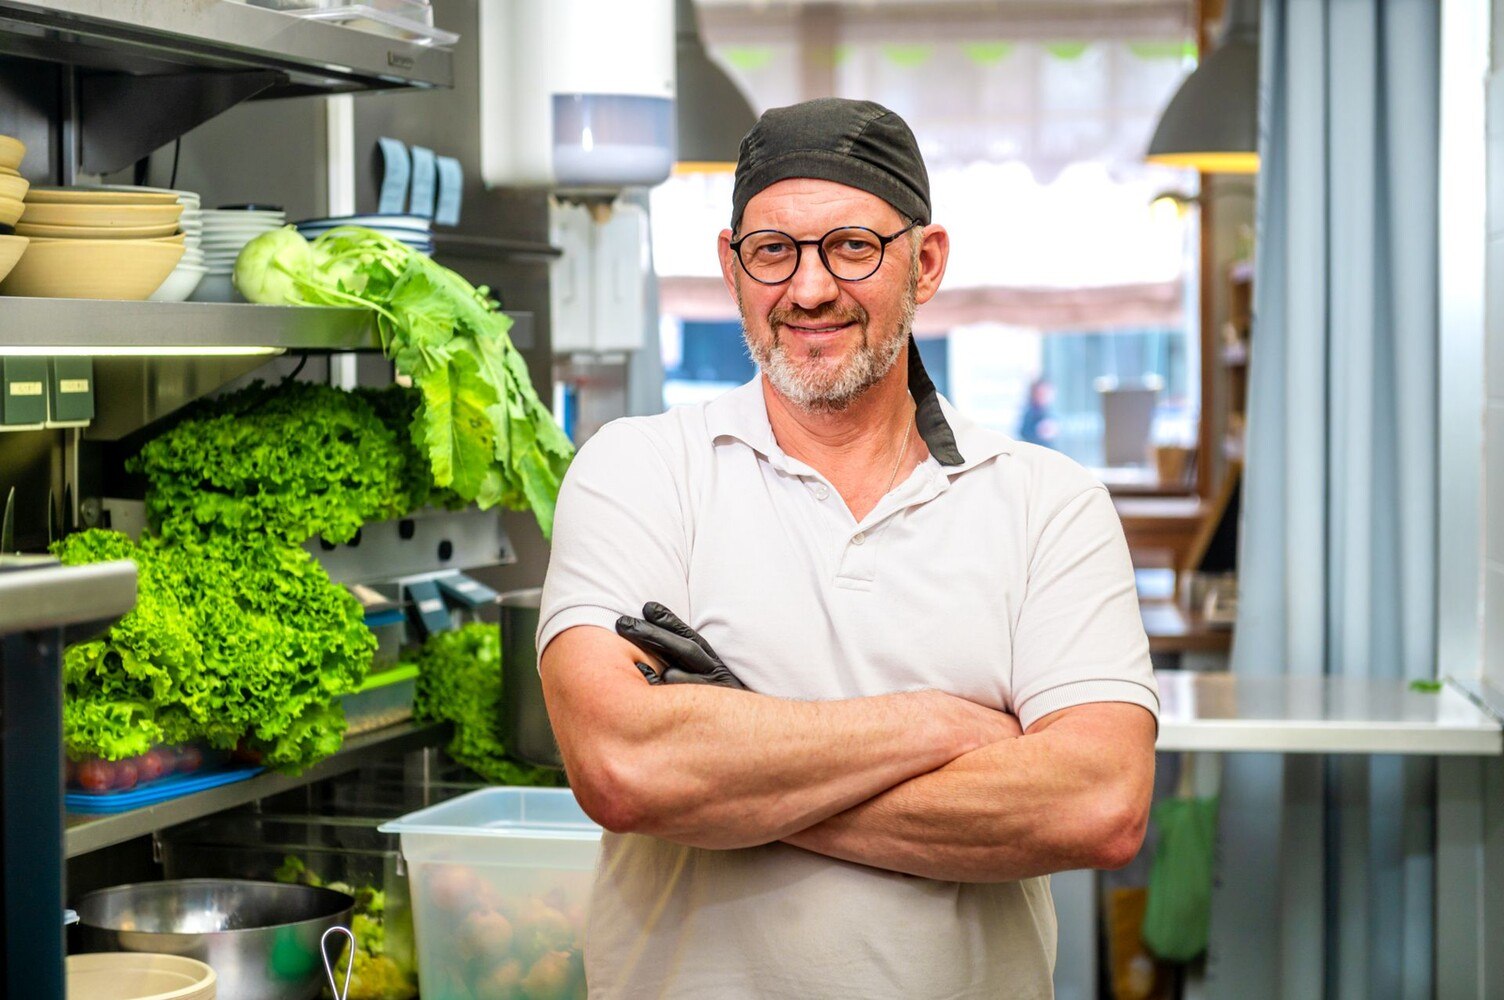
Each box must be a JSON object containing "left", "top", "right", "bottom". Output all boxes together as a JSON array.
[
  {"left": 536, "top": 419, "right": 692, "bottom": 665},
  {"left": 1009, "top": 485, "right": 1161, "bottom": 731}
]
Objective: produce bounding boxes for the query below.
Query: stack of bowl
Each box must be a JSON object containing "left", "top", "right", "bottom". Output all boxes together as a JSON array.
[
  {"left": 77, "top": 186, "right": 207, "bottom": 302},
  {"left": 295, "top": 213, "right": 434, "bottom": 256},
  {"left": 194, "top": 206, "right": 287, "bottom": 302},
  {"left": 2, "top": 188, "right": 184, "bottom": 299},
  {"left": 0, "top": 135, "right": 29, "bottom": 286}
]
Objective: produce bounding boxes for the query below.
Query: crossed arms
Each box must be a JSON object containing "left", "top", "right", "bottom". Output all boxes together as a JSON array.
[{"left": 539, "top": 623, "right": 1157, "bottom": 884}]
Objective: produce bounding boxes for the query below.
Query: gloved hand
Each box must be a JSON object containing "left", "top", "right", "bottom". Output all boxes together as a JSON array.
[{"left": 615, "top": 602, "right": 748, "bottom": 690}]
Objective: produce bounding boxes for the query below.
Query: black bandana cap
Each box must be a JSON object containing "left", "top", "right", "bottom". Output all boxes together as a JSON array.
[{"left": 730, "top": 98, "right": 931, "bottom": 234}]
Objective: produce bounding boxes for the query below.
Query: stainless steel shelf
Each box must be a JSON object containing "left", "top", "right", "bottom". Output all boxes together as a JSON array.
[
  {"left": 0, "top": 300, "right": 534, "bottom": 354},
  {"left": 65, "top": 721, "right": 447, "bottom": 858},
  {"left": 0, "top": 0, "right": 453, "bottom": 93},
  {"left": 0, "top": 298, "right": 378, "bottom": 353}
]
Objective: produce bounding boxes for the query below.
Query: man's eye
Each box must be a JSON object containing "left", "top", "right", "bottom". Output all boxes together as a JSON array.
[{"left": 753, "top": 242, "right": 792, "bottom": 257}]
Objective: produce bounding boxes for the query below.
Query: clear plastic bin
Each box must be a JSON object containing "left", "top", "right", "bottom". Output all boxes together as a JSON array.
[
  {"left": 339, "top": 663, "right": 417, "bottom": 735},
  {"left": 381, "top": 788, "right": 601, "bottom": 1000}
]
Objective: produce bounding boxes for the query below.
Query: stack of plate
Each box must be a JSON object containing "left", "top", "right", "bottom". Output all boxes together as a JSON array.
[
  {"left": 2, "top": 188, "right": 184, "bottom": 300},
  {"left": 295, "top": 213, "right": 433, "bottom": 255},
  {"left": 195, "top": 206, "right": 287, "bottom": 302},
  {"left": 0, "top": 135, "right": 28, "bottom": 285}
]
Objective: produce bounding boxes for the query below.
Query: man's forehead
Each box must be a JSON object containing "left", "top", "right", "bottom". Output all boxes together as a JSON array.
[{"left": 738, "top": 177, "right": 905, "bottom": 232}]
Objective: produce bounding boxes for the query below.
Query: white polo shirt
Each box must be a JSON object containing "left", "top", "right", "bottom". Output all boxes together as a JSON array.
[{"left": 538, "top": 374, "right": 1159, "bottom": 999}]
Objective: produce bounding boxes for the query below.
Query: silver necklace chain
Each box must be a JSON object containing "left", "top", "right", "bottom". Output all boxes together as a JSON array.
[{"left": 882, "top": 400, "right": 915, "bottom": 495}]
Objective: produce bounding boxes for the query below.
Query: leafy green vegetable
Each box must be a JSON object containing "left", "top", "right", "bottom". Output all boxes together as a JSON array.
[
  {"left": 234, "top": 226, "right": 572, "bottom": 538},
  {"left": 129, "top": 380, "right": 440, "bottom": 545},
  {"left": 410, "top": 623, "right": 564, "bottom": 787},
  {"left": 53, "top": 529, "right": 373, "bottom": 772},
  {"left": 274, "top": 856, "right": 415, "bottom": 1000}
]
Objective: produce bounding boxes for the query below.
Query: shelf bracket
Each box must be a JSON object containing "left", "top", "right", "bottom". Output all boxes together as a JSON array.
[{"left": 78, "top": 69, "right": 286, "bottom": 176}]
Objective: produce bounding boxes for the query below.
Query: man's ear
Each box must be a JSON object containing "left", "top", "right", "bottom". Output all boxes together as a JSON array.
[
  {"left": 914, "top": 225, "right": 950, "bottom": 306},
  {"left": 718, "top": 228, "right": 740, "bottom": 300}
]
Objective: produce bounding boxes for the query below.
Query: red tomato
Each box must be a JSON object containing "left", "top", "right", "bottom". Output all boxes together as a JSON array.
[
  {"left": 75, "top": 759, "right": 112, "bottom": 792},
  {"left": 175, "top": 746, "right": 204, "bottom": 773},
  {"left": 137, "top": 749, "right": 171, "bottom": 783},
  {"left": 112, "top": 760, "right": 139, "bottom": 791}
]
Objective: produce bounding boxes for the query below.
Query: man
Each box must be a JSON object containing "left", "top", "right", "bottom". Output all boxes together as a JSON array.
[{"left": 538, "top": 98, "right": 1159, "bottom": 999}]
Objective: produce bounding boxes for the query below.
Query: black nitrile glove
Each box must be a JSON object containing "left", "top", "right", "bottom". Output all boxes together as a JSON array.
[{"left": 615, "top": 602, "right": 748, "bottom": 690}]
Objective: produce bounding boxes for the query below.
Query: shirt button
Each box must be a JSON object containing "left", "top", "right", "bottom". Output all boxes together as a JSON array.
[
  {"left": 851, "top": 531, "right": 866, "bottom": 546},
  {"left": 812, "top": 484, "right": 830, "bottom": 500}
]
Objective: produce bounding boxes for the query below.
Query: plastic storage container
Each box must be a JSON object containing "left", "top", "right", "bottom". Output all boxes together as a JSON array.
[
  {"left": 339, "top": 663, "right": 418, "bottom": 735},
  {"left": 381, "top": 788, "right": 601, "bottom": 1000}
]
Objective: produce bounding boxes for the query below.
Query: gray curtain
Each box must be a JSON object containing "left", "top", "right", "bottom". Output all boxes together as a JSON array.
[{"left": 1207, "top": 0, "right": 1439, "bottom": 997}]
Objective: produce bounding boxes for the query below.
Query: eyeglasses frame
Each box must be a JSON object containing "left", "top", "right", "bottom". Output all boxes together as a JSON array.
[{"left": 729, "top": 221, "right": 922, "bottom": 285}]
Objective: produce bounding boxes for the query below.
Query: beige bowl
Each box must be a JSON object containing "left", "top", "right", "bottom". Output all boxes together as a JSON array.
[
  {"left": 26, "top": 232, "right": 185, "bottom": 246},
  {"left": 0, "top": 173, "right": 28, "bottom": 203},
  {"left": 67, "top": 952, "right": 216, "bottom": 1000},
  {"left": 0, "top": 135, "right": 22, "bottom": 172},
  {"left": 16, "top": 221, "right": 180, "bottom": 240},
  {"left": 0, "top": 239, "right": 184, "bottom": 299},
  {"left": 0, "top": 235, "right": 28, "bottom": 284},
  {"left": 19, "top": 202, "right": 183, "bottom": 228},
  {"left": 26, "top": 187, "right": 179, "bottom": 206},
  {"left": 0, "top": 195, "right": 21, "bottom": 227}
]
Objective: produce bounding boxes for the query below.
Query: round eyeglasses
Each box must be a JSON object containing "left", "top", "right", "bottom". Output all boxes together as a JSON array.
[{"left": 730, "top": 222, "right": 920, "bottom": 285}]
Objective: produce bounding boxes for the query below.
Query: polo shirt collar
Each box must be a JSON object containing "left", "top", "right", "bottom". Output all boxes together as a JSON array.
[{"left": 705, "top": 335, "right": 1011, "bottom": 475}]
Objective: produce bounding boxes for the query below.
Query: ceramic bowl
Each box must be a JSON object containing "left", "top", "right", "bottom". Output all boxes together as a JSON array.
[
  {"left": 0, "top": 173, "right": 28, "bottom": 203},
  {"left": 67, "top": 952, "right": 215, "bottom": 1000},
  {"left": 0, "top": 234, "right": 28, "bottom": 284},
  {"left": 148, "top": 264, "right": 209, "bottom": 303},
  {"left": 0, "top": 135, "right": 22, "bottom": 172},
  {"left": 16, "top": 221, "right": 181, "bottom": 240},
  {"left": 0, "top": 195, "right": 22, "bottom": 227},
  {"left": 0, "top": 239, "right": 183, "bottom": 299},
  {"left": 24, "top": 187, "right": 179, "bottom": 206},
  {"left": 20, "top": 201, "right": 182, "bottom": 228}
]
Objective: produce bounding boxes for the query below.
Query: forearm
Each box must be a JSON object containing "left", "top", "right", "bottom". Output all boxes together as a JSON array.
[
  {"left": 542, "top": 626, "right": 981, "bottom": 849},
  {"left": 784, "top": 704, "right": 1156, "bottom": 881}
]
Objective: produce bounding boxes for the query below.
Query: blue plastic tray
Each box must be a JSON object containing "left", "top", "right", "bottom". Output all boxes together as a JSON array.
[{"left": 65, "top": 764, "right": 265, "bottom": 814}]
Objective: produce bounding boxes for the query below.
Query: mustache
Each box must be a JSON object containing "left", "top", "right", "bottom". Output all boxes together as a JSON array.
[{"left": 769, "top": 304, "right": 868, "bottom": 330}]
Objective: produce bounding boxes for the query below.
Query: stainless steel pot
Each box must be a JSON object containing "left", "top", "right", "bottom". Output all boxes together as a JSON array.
[
  {"left": 74, "top": 878, "right": 353, "bottom": 1000},
  {"left": 499, "top": 587, "right": 563, "bottom": 769}
]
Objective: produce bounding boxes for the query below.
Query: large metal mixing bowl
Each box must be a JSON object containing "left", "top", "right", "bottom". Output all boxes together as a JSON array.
[{"left": 74, "top": 878, "right": 354, "bottom": 1000}]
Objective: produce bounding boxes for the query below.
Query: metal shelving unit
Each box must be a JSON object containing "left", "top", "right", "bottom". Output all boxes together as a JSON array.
[
  {"left": 0, "top": 0, "right": 453, "bottom": 94},
  {"left": 64, "top": 721, "right": 447, "bottom": 858}
]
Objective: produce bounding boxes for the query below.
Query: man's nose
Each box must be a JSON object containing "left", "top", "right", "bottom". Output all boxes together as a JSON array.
[{"left": 785, "top": 247, "right": 839, "bottom": 312}]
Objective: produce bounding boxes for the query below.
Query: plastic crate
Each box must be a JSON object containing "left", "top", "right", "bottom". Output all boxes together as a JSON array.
[{"left": 381, "top": 788, "right": 601, "bottom": 1000}]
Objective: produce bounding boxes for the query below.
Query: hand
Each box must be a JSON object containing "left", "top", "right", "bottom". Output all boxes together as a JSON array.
[
  {"left": 923, "top": 691, "right": 1022, "bottom": 755},
  {"left": 616, "top": 602, "right": 749, "bottom": 690}
]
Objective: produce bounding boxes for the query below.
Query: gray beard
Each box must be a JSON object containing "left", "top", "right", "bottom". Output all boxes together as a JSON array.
[{"left": 740, "top": 271, "right": 919, "bottom": 414}]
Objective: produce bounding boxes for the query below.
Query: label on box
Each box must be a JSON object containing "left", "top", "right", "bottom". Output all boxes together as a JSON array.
[
  {"left": 58, "top": 379, "right": 89, "bottom": 393},
  {"left": 9, "top": 381, "right": 41, "bottom": 397},
  {"left": 418, "top": 598, "right": 444, "bottom": 613}
]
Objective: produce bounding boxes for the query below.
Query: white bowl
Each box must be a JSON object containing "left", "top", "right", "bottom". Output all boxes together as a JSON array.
[{"left": 149, "top": 264, "right": 208, "bottom": 303}]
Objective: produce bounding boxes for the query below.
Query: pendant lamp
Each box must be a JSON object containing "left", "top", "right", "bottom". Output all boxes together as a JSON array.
[
  {"left": 674, "top": 0, "right": 758, "bottom": 172},
  {"left": 1146, "top": 0, "right": 1259, "bottom": 174}
]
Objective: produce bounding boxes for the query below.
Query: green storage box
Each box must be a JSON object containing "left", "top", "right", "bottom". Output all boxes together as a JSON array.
[{"left": 2, "top": 357, "right": 47, "bottom": 427}]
